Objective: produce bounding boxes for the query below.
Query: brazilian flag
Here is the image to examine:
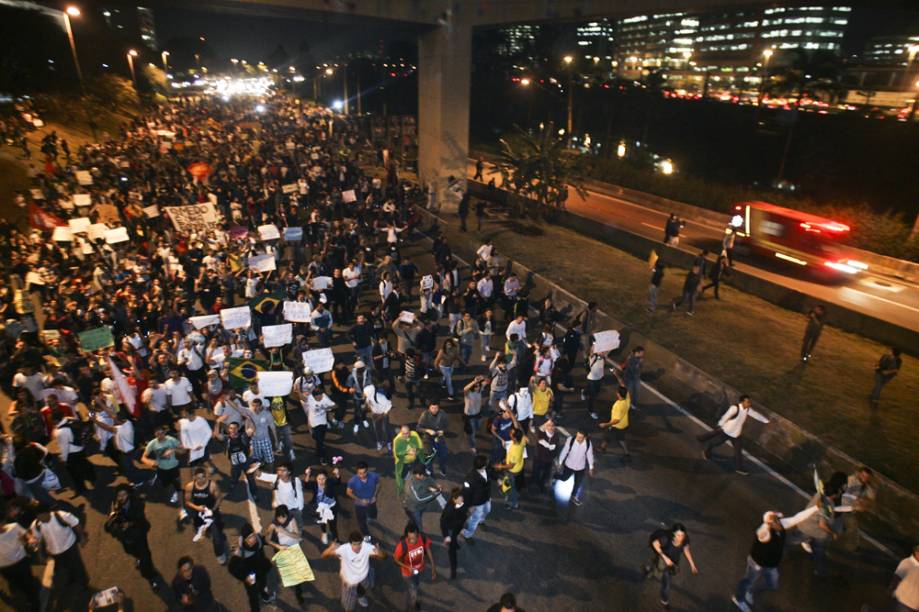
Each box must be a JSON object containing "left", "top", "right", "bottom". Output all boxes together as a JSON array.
[
  {"left": 228, "top": 357, "right": 269, "bottom": 390},
  {"left": 249, "top": 292, "right": 284, "bottom": 315}
]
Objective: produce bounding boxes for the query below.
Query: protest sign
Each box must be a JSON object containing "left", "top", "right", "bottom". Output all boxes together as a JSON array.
[
  {"left": 281, "top": 183, "right": 298, "bottom": 194},
  {"left": 282, "top": 301, "right": 311, "bottom": 323},
  {"left": 52, "top": 226, "right": 73, "bottom": 242},
  {"left": 95, "top": 203, "right": 121, "bottom": 224},
  {"left": 302, "top": 348, "right": 335, "bottom": 374},
  {"left": 73, "top": 193, "right": 92, "bottom": 207},
  {"left": 310, "top": 276, "right": 332, "bottom": 291},
  {"left": 398, "top": 311, "right": 415, "bottom": 324},
  {"left": 143, "top": 205, "right": 160, "bottom": 218},
  {"left": 164, "top": 203, "right": 220, "bottom": 235},
  {"left": 87, "top": 223, "right": 108, "bottom": 242},
  {"left": 591, "top": 330, "right": 621, "bottom": 354},
  {"left": 262, "top": 324, "right": 292, "bottom": 348},
  {"left": 341, "top": 189, "right": 356, "bottom": 203},
  {"left": 220, "top": 306, "right": 251, "bottom": 330},
  {"left": 75, "top": 170, "right": 93, "bottom": 185},
  {"left": 257, "top": 371, "right": 293, "bottom": 397},
  {"left": 79, "top": 327, "right": 114, "bottom": 352},
  {"left": 248, "top": 253, "right": 276, "bottom": 273},
  {"left": 272, "top": 546, "right": 315, "bottom": 587},
  {"left": 420, "top": 275, "right": 434, "bottom": 290},
  {"left": 25, "top": 272, "right": 45, "bottom": 286},
  {"left": 156, "top": 129, "right": 176, "bottom": 139},
  {"left": 68, "top": 217, "right": 91, "bottom": 233},
  {"left": 283, "top": 227, "right": 303, "bottom": 241},
  {"left": 257, "top": 224, "right": 281, "bottom": 241},
  {"left": 189, "top": 314, "right": 221, "bottom": 329},
  {"left": 105, "top": 227, "right": 130, "bottom": 244}
]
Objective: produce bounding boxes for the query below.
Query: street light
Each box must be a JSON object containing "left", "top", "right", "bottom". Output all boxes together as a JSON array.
[
  {"left": 127, "top": 49, "right": 138, "bottom": 88},
  {"left": 519, "top": 77, "right": 531, "bottom": 86},
  {"left": 563, "top": 54, "right": 575, "bottom": 146},
  {"left": 62, "top": 6, "right": 86, "bottom": 96},
  {"left": 325, "top": 67, "right": 334, "bottom": 76},
  {"left": 757, "top": 48, "right": 775, "bottom": 111},
  {"left": 161, "top": 50, "right": 169, "bottom": 71}
]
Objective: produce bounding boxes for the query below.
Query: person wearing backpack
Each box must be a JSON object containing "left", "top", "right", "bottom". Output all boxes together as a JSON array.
[
  {"left": 642, "top": 523, "right": 699, "bottom": 610},
  {"left": 697, "top": 395, "right": 770, "bottom": 476},
  {"left": 52, "top": 407, "right": 96, "bottom": 495},
  {"left": 557, "top": 429, "right": 595, "bottom": 506},
  {"left": 29, "top": 504, "right": 89, "bottom": 603},
  {"left": 392, "top": 522, "right": 436, "bottom": 611}
]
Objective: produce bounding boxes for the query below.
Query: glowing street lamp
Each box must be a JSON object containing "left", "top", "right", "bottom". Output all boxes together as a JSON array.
[
  {"left": 161, "top": 50, "right": 170, "bottom": 71},
  {"left": 62, "top": 6, "right": 86, "bottom": 96},
  {"left": 659, "top": 159, "right": 675, "bottom": 175},
  {"left": 127, "top": 49, "right": 138, "bottom": 87},
  {"left": 325, "top": 67, "right": 334, "bottom": 76},
  {"left": 519, "top": 77, "right": 531, "bottom": 86},
  {"left": 562, "top": 54, "right": 575, "bottom": 145},
  {"left": 757, "top": 48, "right": 775, "bottom": 110},
  {"left": 617, "top": 141, "right": 627, "bottom": 158},
  {"left": 563, "top": 55, "right": 574, "bottom": 65}
]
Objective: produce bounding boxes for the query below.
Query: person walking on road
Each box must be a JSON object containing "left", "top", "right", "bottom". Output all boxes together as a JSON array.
[
  {"left": 671, "top": 253, "right": 706, "bottom": 316},
  {"left": 642, "top": 523, "right": 699, "bottom": 610},
  {"left": 494, "top": 428, "right": 527, "bottom": 510},
  {"left": 322, "top": 530, "right": 387, "bottom": 612},
  {"left": 889, "top": 544, "right": 919, "bottom": 612},
  {"left": 870, "top": 347, "right": 902, "bottom": 405},
  {"left": 599, "top": 386, "right": 632, "bottom": 464},
  {"left": 393, "top": 425, "right": 424, "bottom": 493},
  {"left": 461, "top": 454, "right": 493, "bottom": 542},
  {"left": 392, "top": 521, "right": 436, "bottom": 611},
  {"left": 800, "top": 305, "right": 826, "bottom": 363},
  {"left": 440, "top": 488, "right": 469, "bottom": 579},
  {"left": 104, "top": 484, "right": 164, "bottom": 591},
  {"left": 557, "top": 429, "right": 595, "bottom": 506},
  {"left": 699, "top": 254, "right": 728, "bottom": 300},
  {"left": 347, "top": 462, "right": 381, "bottom": 542},
  {"left": 172, "top": 556, "right": 215, "bottom": 611},
  {"left": 0, "top": 508, "right": 41, "bottom": 608},
  {"left": 698, "top": 395, "right": 770, "bottom": 475},
  {"left": 30, "top": 504, "right": 90, "bottom": 603}
]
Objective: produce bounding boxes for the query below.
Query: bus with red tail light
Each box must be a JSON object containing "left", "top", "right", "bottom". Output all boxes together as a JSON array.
[{"left": 728, "top": 201, "right": 869, "bottom": 275}]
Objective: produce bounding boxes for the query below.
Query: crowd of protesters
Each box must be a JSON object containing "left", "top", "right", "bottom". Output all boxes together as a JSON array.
[{"left": 0, "top": 92, "right": 910, "bottom": 612}]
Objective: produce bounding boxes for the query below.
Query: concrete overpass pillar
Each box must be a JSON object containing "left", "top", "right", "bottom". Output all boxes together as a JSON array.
[{"left": 418, "top": 22, "right": 471, "bottom": 211}]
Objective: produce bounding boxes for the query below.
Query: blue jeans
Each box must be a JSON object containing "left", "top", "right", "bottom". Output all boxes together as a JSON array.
[
  {"left": 461, "top": 501, "right": 490, "bottom": 538},
  {"left": 660, "top": 567, "right": 673, "bottom": 603},
  {"left": 431, "top": 437, "right": 448, "bottom": 474},
  {"left": 624, "top": 377, "right": 641, "bottom": 408},
  {"left": 459, "top": 343, "right": 473, "bottom": 365},
  {"left": 439, "top": 365, "right": 454, "bottom": 396},
  {"left": 735, "top": 556, "right": 779, "bottom": 602},
  {"left": 356, "top": 345, "right": 373, "bottom": 367},
  {"left": 465, "top": 415, "right": 481, "bottom": 449},
  {"left": 506, "top": 472, "right": 521, "bottom": 507},
  {"left": 354, "top": 502, "right": 378, "bottom": 537}
]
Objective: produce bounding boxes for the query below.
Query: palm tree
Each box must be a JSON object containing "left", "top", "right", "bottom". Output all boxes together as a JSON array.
[
  {"left": 765, "top": 48, "right": 843, "bottom": 104},
  {"left": 492, "top": 123, "right": 588, "bottom": 219}
]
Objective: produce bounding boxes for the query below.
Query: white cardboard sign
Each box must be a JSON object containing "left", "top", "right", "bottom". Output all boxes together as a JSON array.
[
  {"left": 220, "top": 306, "right": 252, "bottom": 330},
  {"left": 342, "top": 189, "right": 356, "bottom": 203},
  {"left": 310, "top": 276, "right": 332, "bottom": 291},
  {"left": 104, "top": 227, "right": 130, "bottom": 244},
  {"left": 257, "top": 371, "right": 294, "bottom": 397},
  {"left": 398, "top": 311, "right": 415, "bottom": 324},
  {"left": 282, "top": 301, "right": 311, "bottom": 323},
  {"left": 189, "top": 314, "right": 221, "bottom": 329},
  {"left": 52, "top": 226, "right": 73, "bottom": 242},
  {"left": 68, "top": 217, "right": 91, "bottom": 233},
  {"left": 591, "top": 330, "right": 621, "bottom": 354},
  {"left": 262, "top": 324, "right": 293, "bottom": 348},
  {"left": 249, "top": 253, "right": 276, "bottom": 273},
  {"left": 302, "top": 348, "right": 335, "bottom": 374},
  {"left": 143, "top": 205, "right": 160, "bottom": 218},
  {"left": 75, "top": 170, "right": 93, "bottom": 185},
  {"left": 87, "top": 223, "right": 108, "bottom": 242},
  {"left": 282, "top": 184, "right": 298, "bottom": 194},
  {"left": 257, "top": 224, "right": 281, "bottom": 241},
  {"left": 73, "top": 193, "right": 92, "bottom": 207}
]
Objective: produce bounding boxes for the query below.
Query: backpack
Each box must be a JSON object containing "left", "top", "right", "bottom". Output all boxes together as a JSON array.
[
  {"left": 397, "top": 535, "right": 429, "bottom": 565},
  {"left": 61, "top": 418, "right": 93, "bottom": 447}
]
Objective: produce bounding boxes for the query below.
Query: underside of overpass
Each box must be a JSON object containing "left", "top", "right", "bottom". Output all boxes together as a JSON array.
[{"left": 151, "top": 0, "right": 780, "bottom": 202}]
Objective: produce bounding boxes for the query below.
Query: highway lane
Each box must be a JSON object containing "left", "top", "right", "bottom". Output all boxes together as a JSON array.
[{"left": 466, "top": 162, "right": 919, "bottom": 336}]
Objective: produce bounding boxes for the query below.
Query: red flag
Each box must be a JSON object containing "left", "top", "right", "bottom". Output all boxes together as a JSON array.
[
  {"left": 108, "top": 357, "right": 137, "bottom": 416},
  {"left": 28, "top": 202, "right": 65, "bottom": 230}
]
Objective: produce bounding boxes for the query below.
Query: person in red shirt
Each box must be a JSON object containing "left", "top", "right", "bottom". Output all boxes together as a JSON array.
[
  {"left": 392, "top": 522, "right": 436, "bottom": 611},
  {"left": 39, "top": 394, "right": 74, "bottom": 438}
]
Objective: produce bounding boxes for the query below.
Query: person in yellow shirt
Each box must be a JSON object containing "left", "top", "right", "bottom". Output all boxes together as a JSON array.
[
  {"left": 531, "top": 378, "right": 554, "bottom": 429},
  {"left": 494, "top": 428, "right": 527, "bottom": 510},
  {"left": 599, "top": 386, "right": 631, "bottom": 464}
]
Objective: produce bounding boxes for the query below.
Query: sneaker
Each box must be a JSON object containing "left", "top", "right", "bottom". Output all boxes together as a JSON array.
[
  {"left": 745, "top": 592, "right": 754, "bottom": 606},
  {"left": 169, "top": 492, "right": 179, "bottom": 504},
  {"left": 321, "top": 532, "right": 329, "bottom": 545},
  {"left": 440, "top": 470, "right": 447, "bottom": 478},
  {"left": 480, "top": 355, "right": 487, "bottom": 362},
  {"left": 735, "top": 469, "right": 749, "bottom": 476},
  {"left": 260, "top": 593, "right": 276, "bottom": 605},
  {"left": 572, "top": 497, "right": 582, "bottom": 506},
  {"left": 357, "top": 596, "right": 369, "bottom": 608},
  {"left": 363, "top": 535, "right": 372, "bottom": 543},
  {"left": 193, "top": 524, "right": 209, "bottom": 542},
  {"left": 353, "top": 424, "right": 360, "bottom": 434},
  {"left": 801, "top": 540, "right": 813, "bottom": 554},
  {"left": 589, "top": 412, "right": 598, "bottom": 420},
  {"left": 731, "top": 596, "right": 751, "bottom": 612},
  {"left": 178, "top": 508, "right": 188, "bottom": 521},
  {"left": 579, "top": 390, "right": 586, "bottom": 401},
  {"left": 376, "top": 442, "right": 383, "bottom": 451},
  {"left": 217, "top": 554, "right": 227, "bottom": 565},
  {"left": 362, "top": 420, "right": 370, "bottom": 428},
  {"left": 447, "top": 396, "right": 455, "bottom": 401},
  {"left": 686, "top": 311, "right": 694, "bottom": 317}
]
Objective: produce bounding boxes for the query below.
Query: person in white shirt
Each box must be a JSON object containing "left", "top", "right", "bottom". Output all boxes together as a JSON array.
[
  {"left": 321, "top": 531, "right": 387, "bottom": 611},
  {"left": 177, "top": 339, "right": 207, "bottom": 399},
  {"left": 476, "top": 274, "right": 494, "bottom": 301},
  {"left": 54, "top": 411, "right": 96, "bottom": 495},
  {"left": 476, "top": 241, "right": 493, "bottom": 264},
  {"left": 178, "top": 406, "right": 217, "bottom": 475},
  {"left": 507, "top": 386, "right": 534, "bottom": 432},
  {"left": 343, "top": 261, "right": 362, "bottom": 309},
  {"left": 12, "top": 366, "right": 44, "bottom": 402},
  {"left": 505, "top": 314, "right": 527, "bottom": 342},
  {"left": 30, "top": 507, "right": 89, "bottom": 592},
  {"left": 558, "top": 429, "right": 596, "bottom": 506},
  {"left": 363, "top": 385, "right": 393, "bottom": 453},
  {"left": 214, "top": 388, "right": 245, "bottom": 427},
  {"left": 305, "top": 388, "right": 336, "bottom": 462},
  {"left": 583, "top": 351, "right": 606, "bottom": 419},
  {"left": 93, "top": 409, "right": 144, "bottom": 485},
  {"left": 0, "top": 517, "right": 39, "bottom": 608},
  {"left": 698, "top": 395, "right": 770, "bottom": 475},
  {"left": 891, "top": 545, "right": 919, "bottom": 612},
  {"left": 165, "top": 369, "right": 195, "bottom": 414},
  {"left": 142, "top": 382, "right": 170, "bottom": 427},
  {"left": 271, "top": 462, "right": 306, "bottom": 531}
]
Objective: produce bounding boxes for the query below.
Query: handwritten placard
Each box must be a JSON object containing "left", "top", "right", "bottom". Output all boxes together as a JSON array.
[
  {"left": 73, "top": 193, "right": 92, "bottom": 207},
  {"left": 257, "top": 224, "right": 281, "bottom": 241},
  {"left": 105, "top": 227, "right": 130, "bottom": 244},
  {"left": 257, "top": 371, "right": 294, "bottom": 397},
  {"left": 591, "top": 330, "right": 621, "bottom": 354},
  {"left": 282, "top": 301, "right": 311, "bottom": 323},
  {"left": 302, "top": 348, "right": 334, "bottom": 374},
  {"left": 189, "top": 314, "right": 221, "bottom": 329},
  {"left": 283, "top": 227, "right": 303, "bottom": 241},
  {"left": 310, "top": 276, "right": 332, "bottom": 291},
  {"left": 248, "top": 253, "right": 276, "bottom": 273},
  {"left": 262, "top": 324, "right": 292, "bottom": 348},
  {"left": 342, "top": 189, "right": 356, "bottom": 203},
  {"left": 220, "top": 306, "right": 252, "bottom": 330}
]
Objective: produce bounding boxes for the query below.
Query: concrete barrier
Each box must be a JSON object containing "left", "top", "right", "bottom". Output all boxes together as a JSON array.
[{"left": 415, "top": 204, "right": 919, "bottom": 548}]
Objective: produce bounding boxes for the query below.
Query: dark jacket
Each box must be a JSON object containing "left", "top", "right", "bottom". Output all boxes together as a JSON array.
[
  {"left": 440, "top": 502, "right": 469, "bottom": 538},
  {"left": 462, "top": 467, "right": 492, "bottom": 507}
]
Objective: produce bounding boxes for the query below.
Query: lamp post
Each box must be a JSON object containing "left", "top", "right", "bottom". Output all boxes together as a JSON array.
[
  {"left": 127, "top": 49, "right": 138, "bottom": 88},
  {"left": 62, "top": 6, "right": 86, "bottom": 96},
  {"left": 161, "top": 50, "right": 169, "bottom": 71},
  {"left": 758, "top": 48, "right": 774, "bottom": 106},
  {"left": 563, "top": 54, "right": 574, "bottom": 146}
]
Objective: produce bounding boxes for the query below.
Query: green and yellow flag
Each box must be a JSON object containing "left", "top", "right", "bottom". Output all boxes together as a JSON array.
[
  {"left": 249, "top": 292, "right": 284, "bottom": 315},
  {"left": 228, "top": 357, "right": 269, "bottom": 389}
]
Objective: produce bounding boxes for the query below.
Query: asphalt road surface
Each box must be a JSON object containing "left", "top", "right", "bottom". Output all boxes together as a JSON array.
[
  {"left": 466, "top": 162, "right": 919, "bottom": 336},
  {"left": 2, "top": 234, "right": 897, "bottom": 612}
]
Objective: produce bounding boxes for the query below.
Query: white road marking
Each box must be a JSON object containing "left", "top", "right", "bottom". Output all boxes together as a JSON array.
[
  {"left": 641, "top": 222, "right": 664, "bottom": 231},
  {"left": 247, "top": 492, "right": 262, "bottom": 532},
  {"left": 841, "top": 286, "right": 919, "bottom": 315},
  {"left": 858, "top": 278, "right": 906, "bottom": 293}
]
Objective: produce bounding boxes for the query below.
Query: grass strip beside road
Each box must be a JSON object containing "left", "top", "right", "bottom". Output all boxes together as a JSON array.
[{"left": 437, "top": 209, "right": 919, "bottom": 492}]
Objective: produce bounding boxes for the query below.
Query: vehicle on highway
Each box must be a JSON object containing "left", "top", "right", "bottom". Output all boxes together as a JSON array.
[{"left": 730, "top": 201, "right": 869, "bottom": 276}]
